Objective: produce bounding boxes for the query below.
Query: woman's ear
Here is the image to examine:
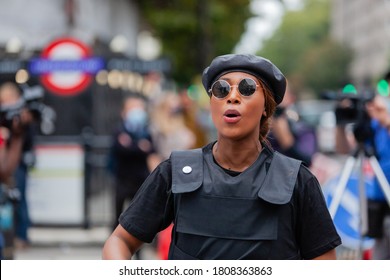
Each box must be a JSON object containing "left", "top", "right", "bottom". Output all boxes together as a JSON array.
[{"left": 262, "top": 111, "right": 267, "bottom": 117}]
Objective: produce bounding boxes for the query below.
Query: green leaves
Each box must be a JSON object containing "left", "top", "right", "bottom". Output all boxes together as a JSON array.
[
  {"left": 139, "top": 0, "right": 252, "bottom": 85},
  {"left": 258, "top": 0, "right": 352, "bottom": 97}
]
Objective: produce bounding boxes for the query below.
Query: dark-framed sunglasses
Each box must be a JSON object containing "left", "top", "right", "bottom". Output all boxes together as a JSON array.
[{"left": 208, "top": 78, "right": 260, "bottom": 99}]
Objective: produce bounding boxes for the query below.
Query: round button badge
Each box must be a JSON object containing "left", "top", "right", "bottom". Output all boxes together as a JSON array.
[{"left": 182, "top": 166, "right": 192, "bottom": 174}]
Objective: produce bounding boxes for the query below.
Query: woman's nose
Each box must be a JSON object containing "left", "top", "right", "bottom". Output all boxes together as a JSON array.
[{"left": 227, "top": 85, "right": 241, "bottom": 103}]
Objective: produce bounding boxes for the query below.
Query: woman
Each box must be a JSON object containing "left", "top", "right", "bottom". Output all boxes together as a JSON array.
[{"left": 102, "top": 54, "right": 341, "bottom": 260}]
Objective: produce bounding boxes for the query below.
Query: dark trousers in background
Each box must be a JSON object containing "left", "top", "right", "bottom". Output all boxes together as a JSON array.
[{"left": 14, "top": 164, "right": 30, "bottom": 243}]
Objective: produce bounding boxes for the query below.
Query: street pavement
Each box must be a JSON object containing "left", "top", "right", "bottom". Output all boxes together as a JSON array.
[{"left": 12, "top": 226, "right": 159, "bottom": 260}]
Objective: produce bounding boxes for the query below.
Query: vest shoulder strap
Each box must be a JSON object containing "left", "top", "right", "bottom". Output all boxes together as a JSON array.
[
  {"left": 171, "top": 148, "right": 203, "bottom": 193},
  {"left": 258, "top": 151, "right": 302, "bottom": 204}
]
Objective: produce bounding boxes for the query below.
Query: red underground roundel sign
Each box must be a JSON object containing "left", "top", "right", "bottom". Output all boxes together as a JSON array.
[{"left": 30, "top": 37, "right": 104, "bottom": 96}]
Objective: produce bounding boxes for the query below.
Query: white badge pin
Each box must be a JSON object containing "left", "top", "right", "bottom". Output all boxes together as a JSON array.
[{"left": 182, "top": 166, "right": 192, "bottom": 174}]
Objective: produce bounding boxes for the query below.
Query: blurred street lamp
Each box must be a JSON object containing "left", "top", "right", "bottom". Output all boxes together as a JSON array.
[
  {"left": 137, "top": 31, "right": 161, "bottom": 61},
  {"left": 109, "top": 35, "right": 129, "bottom": 54},
  {"left": 15, "top": 69, "right": 30, "bottom": 84},
  {"left": 6, "top": 37, "right": 23, "bottom": 53}
]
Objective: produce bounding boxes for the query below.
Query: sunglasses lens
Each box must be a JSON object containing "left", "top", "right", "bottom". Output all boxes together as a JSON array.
[
  {"left": 238, "top": 78, "right": 257, "bottom": 96},
  {"left": 211, "top": 80, "right": 230, "bottom": 98}
]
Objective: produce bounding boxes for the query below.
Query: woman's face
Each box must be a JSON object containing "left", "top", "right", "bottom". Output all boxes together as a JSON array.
[{"left": 209, "top": 72, "right": 265, "bottom": 141}]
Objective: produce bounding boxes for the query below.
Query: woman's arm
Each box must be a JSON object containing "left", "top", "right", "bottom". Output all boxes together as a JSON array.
[
  {"left": 102, "top": 224, "right": 144, "bottom": 260},
  {"left": 312, "top": 249, "right": 337, "bottom": 260}
]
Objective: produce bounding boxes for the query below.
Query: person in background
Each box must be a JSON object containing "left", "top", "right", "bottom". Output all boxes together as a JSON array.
[
  {"left": 0, "top": 121, "right": 24, "bottom": 260},
  {"left": 149, "top": 92, "right": 195, "bottom": 160},
  {"left": 107, "top": 94, "right": 159, "bottom": 258},
  {"left": 178, "top": 88, "right": 209, "bottom": 149},
  {"left": 268, "top": 83, "right": 317, "bottom": 167},
  {"left": 0, "top": 124, "right": 23, "bottom": 182},
  {"left": 0, "top": 82, "right": 35, "bottom": 251},
  {"left": 102, "top": 54, "right": 341, "bottom": 260},
  {"left": 0, "top": 119, "right": 24, "bottom": 183},
  {"left": 335, "top": 88, "right": 390, "bottom": 260}
]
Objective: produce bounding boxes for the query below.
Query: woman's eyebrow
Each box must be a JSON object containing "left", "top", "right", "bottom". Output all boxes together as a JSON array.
[
  {"left": 218, "top": 77, "right": 244, "bottom": 82},
  {"left": 218, "top": 77, "right": 231, "bottom": 82}
]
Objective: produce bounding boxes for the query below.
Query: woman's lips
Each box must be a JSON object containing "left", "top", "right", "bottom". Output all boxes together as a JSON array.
[{"left": 223, "top": 109, "right": 241, "bottom": 123}]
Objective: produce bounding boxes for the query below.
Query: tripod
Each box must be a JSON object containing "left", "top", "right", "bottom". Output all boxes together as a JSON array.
[{"left": 328, "top": 142, "right": 390, "bottom": 258}]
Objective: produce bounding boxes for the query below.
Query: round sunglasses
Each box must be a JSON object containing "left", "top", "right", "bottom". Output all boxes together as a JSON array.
[{"left": 208, "top": 78, "right": 260, "bottom": 99}]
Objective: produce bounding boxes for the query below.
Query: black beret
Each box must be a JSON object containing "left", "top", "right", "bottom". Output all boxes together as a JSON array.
[{"left": 202, "top": 54, "right": 286, "bottom": 104}]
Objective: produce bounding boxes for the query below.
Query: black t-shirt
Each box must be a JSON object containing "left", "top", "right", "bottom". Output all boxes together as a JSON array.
[{"left": 119, "top": 143, "right": 341, "bottom": 259}]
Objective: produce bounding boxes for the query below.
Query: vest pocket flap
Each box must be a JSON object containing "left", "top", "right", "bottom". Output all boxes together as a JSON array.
[
  {"left": 171, "top": 149, "right": 203, "bottom": 194},
  {"left": 258, "top": 152, "right": 301, "bottom": 205},
  {"left": 172, "top": 177, "right": 202, "bottom": 193},
  {"left": 258, "top": 186, "right": 292, "bottom": 205}
]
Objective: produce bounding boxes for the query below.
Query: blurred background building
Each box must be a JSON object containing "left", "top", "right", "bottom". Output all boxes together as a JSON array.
[
  {"left": 331, "top": 0, "right": 390, "bottom": 84},
  {"left": 0, "top": 0, "right": 168, "bottom": 137},
  {"left": 0, "top": 0, "right": 139, "bottom": 56}
]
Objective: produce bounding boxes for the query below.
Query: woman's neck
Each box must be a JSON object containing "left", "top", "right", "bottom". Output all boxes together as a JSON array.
[{"left": 212, "top": 139, "right": 262, "bottom": 172}]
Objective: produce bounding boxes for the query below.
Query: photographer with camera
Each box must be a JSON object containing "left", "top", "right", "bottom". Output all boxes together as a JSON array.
[
  {"left": 0, "top": 110, "right": 25, "bottom": 259},
  {"left": 335, "top": 87, "right": 390, "bottom": 260},
  {"left": 0, "top": 82, "right": 36, "bottom": 255},
  {"left": 0, "top": 84, "right": 25, "bottom": 259}
]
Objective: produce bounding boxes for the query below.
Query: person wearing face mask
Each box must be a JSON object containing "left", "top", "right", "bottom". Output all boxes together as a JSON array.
[
  {"left": 102, "top": 54, "right": 341, "bottom": 260},
  {"left": 107, "top": 95, "right": 159, "bottom": 247}
]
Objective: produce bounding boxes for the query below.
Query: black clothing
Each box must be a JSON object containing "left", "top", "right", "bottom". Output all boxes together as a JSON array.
[
  {"left": 109, "top": 121, "right": 155, "bottom": 230},
  {"left": 119, "top": 142, "right": 341, "bottom": 259},
  {"left": 269, "top": 111, "right": 317, "bottom": 167}
]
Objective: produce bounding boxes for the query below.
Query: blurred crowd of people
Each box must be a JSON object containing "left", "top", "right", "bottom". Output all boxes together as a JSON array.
[{"left": 2, "top": 69, "right": 390, "bottom": 260}]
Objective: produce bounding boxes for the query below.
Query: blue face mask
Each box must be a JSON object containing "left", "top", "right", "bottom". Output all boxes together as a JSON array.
[{"left": 124, "top": 108, "right": 148, "bottom": 132}]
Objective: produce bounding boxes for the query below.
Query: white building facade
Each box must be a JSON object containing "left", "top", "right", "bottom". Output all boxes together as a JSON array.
[
  {"left": 0, "top": 0, "right": 139, "bottom": 56},
  {"left": 331, "top": 0, "right": 390, "bottom": 83}
]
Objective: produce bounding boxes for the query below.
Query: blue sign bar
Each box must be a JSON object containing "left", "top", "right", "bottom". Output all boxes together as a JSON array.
[
  {"left": 107, "top": 57, "right": 171, "bottom": 74},
  {"left": 0, "top": 60, "right": 25, "bottom": 74},
  {"left": 29, "top": 57, "right": 105, "bottom": 75}
]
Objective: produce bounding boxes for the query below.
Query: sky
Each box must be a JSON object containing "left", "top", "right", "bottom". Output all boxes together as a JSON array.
[{"left": 234, "top": 0, "right": 303, "bottom": 54}]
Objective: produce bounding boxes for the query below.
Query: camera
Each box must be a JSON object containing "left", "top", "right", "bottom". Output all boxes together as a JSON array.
[
  {"left": 0, "top": 183, "right": 20, "bottom": 205},
  {"left": 321, "top": 85, "right": 376, "bottom": 143},
  {"left": 0, "top": 85, "right": 56, "bottom": 135}
]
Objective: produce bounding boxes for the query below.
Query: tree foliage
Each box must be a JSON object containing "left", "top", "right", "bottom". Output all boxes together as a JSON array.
[
  {"left": 259, "top": 0, "right": 352, "bottom": 97},
  {"left": 138, "top": 0, "right": 252, "bottom": 86}
]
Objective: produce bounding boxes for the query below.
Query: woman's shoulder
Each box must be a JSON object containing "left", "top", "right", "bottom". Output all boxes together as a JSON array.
[
  {"left": 268, "top": 147, "right": 320, "bottom": 188},
  {"left": 298, "top": 163, "right": 318, "bottom": 183},
  {"left": 167, "top": 141, "right": 214, "bottom": 157},
  {"left": 155, "top": 157, "right": 172, "bottom": 172}
]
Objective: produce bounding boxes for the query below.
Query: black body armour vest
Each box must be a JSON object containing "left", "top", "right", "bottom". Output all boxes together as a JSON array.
[{"left": 168, "top": 147, "right": 301, "bottom": 260}]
